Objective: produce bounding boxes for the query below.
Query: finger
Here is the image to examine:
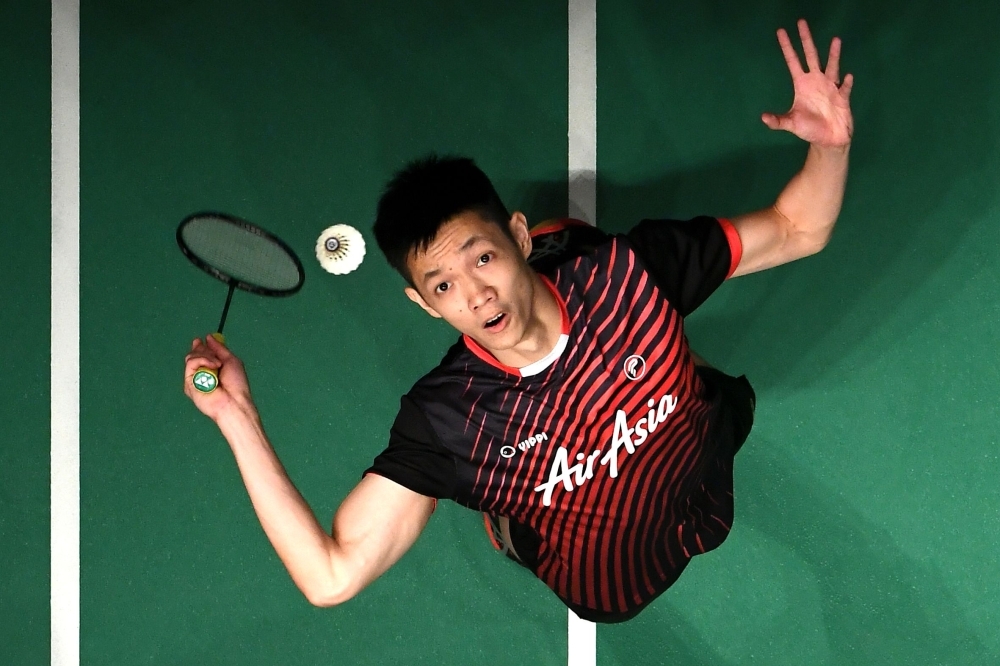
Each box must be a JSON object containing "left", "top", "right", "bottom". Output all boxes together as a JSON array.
[
  {"left": 204, "top": 334, "right": 234, "bottom": 361},
  {"left": 826, "top": 37, "right": 841, "bottom": 83},
  {"left": 776, "top": 27, "right": 804, "bottom": 78},
  {"left": 761, "top": 112, "right": 793, "bottom": 132},
  {"left": 184, "top": 351, "right": 222, "bottom": 373},
  {"left": 191, "top": 338, "right": 201, "bottom": 351},
  {"left": 185, "top": 356, "right": 220, "bottom": 372},
  {"left": 183, "top": 353, "right": 219, "bottom": 371},
  {"left": 840, "top": 73, "right": 854, "bottom": 102},
  {"left": 797, "top": 19, "right": 822, "bottom": 73}
]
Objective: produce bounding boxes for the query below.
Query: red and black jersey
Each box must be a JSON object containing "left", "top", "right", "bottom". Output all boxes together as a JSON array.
[{"left": 365, "top": 216, "right": 755, "bottom": 622}]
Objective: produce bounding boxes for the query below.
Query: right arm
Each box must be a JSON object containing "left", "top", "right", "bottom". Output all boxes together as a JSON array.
[
  {"left": 185, "top": 335, "right": 435, "bottom": 607},
  {"left": 217, "top": 407, "right": 435, "bottom": 606}
]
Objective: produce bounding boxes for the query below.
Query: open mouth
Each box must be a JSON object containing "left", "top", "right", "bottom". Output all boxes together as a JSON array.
[{"left": 484, "top": 312, "right": 506, "bottom": 330}]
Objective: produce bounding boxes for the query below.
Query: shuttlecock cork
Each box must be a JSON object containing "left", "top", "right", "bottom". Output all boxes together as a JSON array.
[{"left": 316, "top": 224, "right": 365, "bottom": 274}]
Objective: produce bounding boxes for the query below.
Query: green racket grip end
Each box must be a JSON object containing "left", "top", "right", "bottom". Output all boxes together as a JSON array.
[
  {"left": 192, "top": 368, "right": 219, "bottom": 393},
  {"left": 192, "top": 332, "right": 226, "bottom": 393}
]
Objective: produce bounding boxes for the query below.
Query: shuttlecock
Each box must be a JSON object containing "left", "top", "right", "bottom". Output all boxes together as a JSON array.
[{"left": 315, "top": 224, "right": 365, "bottom": 274}]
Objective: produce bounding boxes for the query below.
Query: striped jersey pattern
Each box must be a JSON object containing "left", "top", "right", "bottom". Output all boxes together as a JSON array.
[{"left": 398, "top": 226, "right": 741, "bottom": 616}]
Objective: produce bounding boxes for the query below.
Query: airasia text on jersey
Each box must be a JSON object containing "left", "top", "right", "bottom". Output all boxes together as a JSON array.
[{"left": 533, "top": 393, "right": 679, "bottom": 506}]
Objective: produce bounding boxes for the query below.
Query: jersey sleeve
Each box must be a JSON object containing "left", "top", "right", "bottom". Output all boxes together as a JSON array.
[
  {"left": 624, "top": 216, "right": 742, "bottom": 317},
  {"left": 363, "top": 394, "right": 458, "bottom": 500}
]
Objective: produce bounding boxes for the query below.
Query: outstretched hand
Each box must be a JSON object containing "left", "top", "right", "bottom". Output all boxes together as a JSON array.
[
  {"left": 183, "top": 335, "right": 255, "bottom": 423},
  {"left": 763, "top": 19, "right": 854, "bottom": 148}
]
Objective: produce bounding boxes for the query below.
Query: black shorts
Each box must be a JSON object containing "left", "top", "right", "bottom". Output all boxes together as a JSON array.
[{"left": 695, "top": 365, "right": 756, "bottom": 456}]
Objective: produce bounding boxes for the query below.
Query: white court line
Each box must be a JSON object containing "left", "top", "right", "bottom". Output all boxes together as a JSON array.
[
  {"left": 51, "top": 0, "right": 80, "bottom": 664},
  {"left": 567, "top": 0, "right": 597, "bottom": 665},
  {"left": 568, "top": 0, "right": 597, "bottom": 227}
]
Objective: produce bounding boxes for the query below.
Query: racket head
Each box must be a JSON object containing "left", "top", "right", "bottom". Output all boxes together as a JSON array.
[{"left": 176, "top": 211, "right": 305, "bottom": 296}]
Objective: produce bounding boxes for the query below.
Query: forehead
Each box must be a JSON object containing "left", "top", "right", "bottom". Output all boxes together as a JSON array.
[{"left": 407, "top": 211, "right": 507, "bottom": 273}]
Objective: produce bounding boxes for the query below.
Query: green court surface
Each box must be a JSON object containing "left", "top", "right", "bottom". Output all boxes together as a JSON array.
[
  {"left": 1, "top": 2, "right": 51, "bottom": 665},
  {"left": 6, "top": 0, "right": 1000, "bottom": 664}
]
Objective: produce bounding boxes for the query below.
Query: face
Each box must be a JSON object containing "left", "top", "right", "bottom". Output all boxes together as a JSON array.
[{"left": 404, "top": 211, "right": 536, "bottom": 354}]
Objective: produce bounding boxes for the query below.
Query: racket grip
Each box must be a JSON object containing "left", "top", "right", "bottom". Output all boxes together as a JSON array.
[
  {"left": 191, "top": 332, "right": 227, "bottom": 394},
  {"left": 192, "top": 367, "right": 219, "bottom": 393}
]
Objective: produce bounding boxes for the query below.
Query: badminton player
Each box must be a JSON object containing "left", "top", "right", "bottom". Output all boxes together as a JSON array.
[{"left": 183, "top": 19, "right": 853, "bottom": 622}]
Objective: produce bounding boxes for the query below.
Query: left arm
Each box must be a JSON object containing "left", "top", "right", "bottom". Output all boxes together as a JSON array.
[{"left": 729, "top": 19, "right": 855, "bottom": 278}]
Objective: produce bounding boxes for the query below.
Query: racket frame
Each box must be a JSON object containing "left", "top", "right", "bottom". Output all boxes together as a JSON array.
[{"left": 176, "top": 211, "right": 305, "bottom": 298}]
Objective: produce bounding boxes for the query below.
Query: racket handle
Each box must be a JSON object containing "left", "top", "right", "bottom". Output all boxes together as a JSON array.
[{"left": 191, "top": 333, "right": 227, "bottom": 394}]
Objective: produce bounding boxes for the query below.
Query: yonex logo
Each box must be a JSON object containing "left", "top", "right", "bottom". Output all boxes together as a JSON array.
[
  {"left": 500, "top": 431, "right": 548, "bottom": 458},
  {"left": 624, "top": 354, "right": 646, "bottom": 381},
  {"left": 193, "top": 370, "right": 218, "bottom": 393}
]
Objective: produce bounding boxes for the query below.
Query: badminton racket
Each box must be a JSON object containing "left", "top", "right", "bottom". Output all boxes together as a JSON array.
[{"left": 177, "top": 211, "right": 304, "bottom": 393}]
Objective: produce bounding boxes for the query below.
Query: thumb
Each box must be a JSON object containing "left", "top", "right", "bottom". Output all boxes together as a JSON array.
[
  {"left": 204, "top": 333, "right": 233, "bottom": 360},
  {"left": 761, "top": 112, "right": 790, "bottom": 131}
]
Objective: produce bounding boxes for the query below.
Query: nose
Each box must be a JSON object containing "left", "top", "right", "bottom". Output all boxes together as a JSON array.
[{"left": 468, "top": 278, "right": 497, "bottom": 312}]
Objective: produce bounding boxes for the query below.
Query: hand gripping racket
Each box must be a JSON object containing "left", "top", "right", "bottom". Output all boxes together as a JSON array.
[{"left": 177, "top": 212, "right": 305, "bottom": 393}]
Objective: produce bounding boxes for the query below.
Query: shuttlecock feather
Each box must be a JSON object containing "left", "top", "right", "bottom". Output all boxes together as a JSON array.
[{"left": 316, "top": 224, "right": 365, "bottom": 275}]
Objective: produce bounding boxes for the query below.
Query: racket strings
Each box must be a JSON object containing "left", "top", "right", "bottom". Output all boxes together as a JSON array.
[{"left": 181, "top": 216, "right": 301, "bottom": 291}]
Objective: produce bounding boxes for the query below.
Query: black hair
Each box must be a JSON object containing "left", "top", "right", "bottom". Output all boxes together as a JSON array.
[{"left": 373, "top": 155, "right": 513, "bottom": 287}]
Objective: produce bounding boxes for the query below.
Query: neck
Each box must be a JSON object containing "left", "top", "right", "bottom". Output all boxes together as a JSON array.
[{"left": 491, "top": 273, "right": 563, "bottom": 369}]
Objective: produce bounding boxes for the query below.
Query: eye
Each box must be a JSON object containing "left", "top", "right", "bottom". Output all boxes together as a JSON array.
[
  {"left": 435, "top": 282, "right": 450, "bottom": 294},
  {"left": 477, "top": 253, "right": 492, "bottom": 266}
]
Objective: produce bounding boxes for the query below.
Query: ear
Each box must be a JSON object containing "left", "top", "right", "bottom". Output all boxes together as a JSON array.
[
  {"left": 509, "top": 211, "right": 532, "bottom": 260},
  {"left": 404, "top": 286, "right": 443, "bottom": 319}
]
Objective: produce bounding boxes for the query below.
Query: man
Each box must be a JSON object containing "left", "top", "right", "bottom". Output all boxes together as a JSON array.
[{"left": 183, "top": 19, "right": 853, "bottom": 623}]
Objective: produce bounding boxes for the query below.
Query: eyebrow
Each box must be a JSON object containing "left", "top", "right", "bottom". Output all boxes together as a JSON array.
[{"left": 421, "top": 235, "right": 489, "bottom": 283}]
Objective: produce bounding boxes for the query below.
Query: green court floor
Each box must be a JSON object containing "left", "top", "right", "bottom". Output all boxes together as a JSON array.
[
  {"left": 2, "top": 2, "right": 51, "bottom": 665},
  {"left": 5, "top": 1, "right": 1000, "bottom": 664}
]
